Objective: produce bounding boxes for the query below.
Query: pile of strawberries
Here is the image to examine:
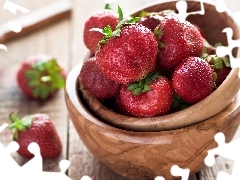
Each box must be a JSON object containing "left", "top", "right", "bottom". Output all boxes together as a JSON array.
[{"left": 80, "top": 6, "right": 231, "bottom": 118}]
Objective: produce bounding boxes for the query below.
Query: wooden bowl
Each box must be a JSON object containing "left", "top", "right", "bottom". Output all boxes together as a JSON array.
[
  {"left": 78, "top": 0, "right": 240, "bottom": 132},
  {"left": 65, "top": 62, "right": 240, "bottom": 180},
  {"left": 65, "top": 1, "right": 240, "bottom": 179}
]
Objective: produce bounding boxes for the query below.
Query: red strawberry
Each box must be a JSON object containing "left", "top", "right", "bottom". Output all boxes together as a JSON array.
[
  {"left": 172, "top": 56, "right": 214, "bottom": 104},
  {"left": 155, "top": 16, "right": 204, "bottom": 70},
  {"left": 17, "top": 55, "right": 66, "bottom": 100},
  {"left": 79, "top": 57, "right": 121, "bottom": 99},
  {"left": 138, "top": 10, "right": 175, "bottom": 31},
  {"left": 114, "top": 95, "right": 132, "bottom": 116},
  {"left": 116, "top": 72, "right": 173, "bottom": 117},
  {"left": 96, "top": 23, "right": 158, "bottom": 85},
  {"left": 9, "top": 111, "right": 62, "bottom": 159},
  {"left": 205, "top": 55, "right": 231, "bottom": 87},
  {"left": 83, "top": 9, "right": 119, "bottom": 54},
  {"left": 214, "top": 66, "right": 231, "bottom": 87}
]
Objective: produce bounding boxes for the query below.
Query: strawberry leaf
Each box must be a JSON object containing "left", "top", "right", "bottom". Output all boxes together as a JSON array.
[
  {"left": 206, "top": 55, "right": 230, "bottom": 69},
  {"left": 158, "top": 42, "right": 165, "bottom": 48},
  {"left": 125, "top": 17, "right": 141, "bottom": 24},
  {"left": 171, "top": 93, "right": 190, "bottom": 111},
  {"left": 105, "top": 3, "right": 111, "bottom": 10},
  {"left": 213, "top": 57, "right": 223, "bottom": 69},
  {"left": 118, "top": 5, "right": 123, "bottom": 21},
  {"left": 127, "top": 71, "right": 161, "bottom": 95},
  {"left": 94, "top": 6, "right": 140, "bottom": 46},
  {"left": 139, "top": 10, "right": 150, "bottom": 17},
  {"left": 222, "top": 56, "right": 230, "bottom": 67},
  {"left": 154, "top": 27, "right": 164, "bottom": 39},
  {"left": 25, "top": 58, "right": 66, "bottom": 100},
  {"left": 9, "top": 111, "right": 34, "bottom": 140}
]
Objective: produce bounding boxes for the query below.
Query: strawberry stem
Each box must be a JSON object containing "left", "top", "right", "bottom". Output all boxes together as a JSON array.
[
  {"left": 104, "top": 3, "right": 111, "bottom": 10},
  {"left": 128, "top": 71, "right": 161, "bottom": 95},
  {"left": 9, "top": 111, "right": 33, "bottom": 140}
]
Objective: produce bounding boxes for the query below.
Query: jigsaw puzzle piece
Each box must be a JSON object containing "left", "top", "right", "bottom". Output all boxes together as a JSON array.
[
  {"left": 215, "top": 0, "right": 227, "bottom": 12},
  {"left": 175, "top": 0, "right": 204, "bottom": 22},
  {"left": 80, "top": 175, "right": 92, "bottom": 180},
  {"left": 170, "top": 165, "right": 190, "bottom": 180},
  {"left": 21, "top": 142, "right": 42, "bottom": 173},
  {"left": 154, "top": 176, "right": 165, "bottom": 180},
  {"left": 216, "top": 28, "right": 240, "bottom": 70}
]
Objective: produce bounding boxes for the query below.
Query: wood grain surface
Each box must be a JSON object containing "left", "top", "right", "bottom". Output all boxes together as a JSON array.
[{"left": 0, "top": 0, "right": 239, "bottom": 180}]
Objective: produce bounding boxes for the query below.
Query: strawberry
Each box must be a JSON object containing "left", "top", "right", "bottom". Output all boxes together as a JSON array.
[
  {"left": 114, "top": 95, "right": 132, "bottom": 116},
  {"left": 172, "top": 56, "right": 214, "bottom": 104},
  {"left": 116, "top": 72, "right": 173, "bottom": 117},
  {"left": 90, "top": 6, "right": 158, "bottom": 85},
  {"left": 17, "top": 55, "right": 66, "bottom": 100},
  {"left": 83, "top": 9, "right": 119, "bottom": 54},
  {"left": 95, "top": 23, "right": 158, "bottom": 85},
  {"left": 9, "top": 111, "right": 62, "bottom": 159},
  {"left": 138, "top": 10, "right": 175, "bottom": 31},
  {"left": 79, "top": 57, "right": 121, "bottom": 99},
  {"left": 205, "top": 54, "right": 231, "bottom": 87},
  {"left": 214, "top": 66, "right": 231, "bottom": 87},
  {"left": 155, "top": 16, "right": 204, "bottom": 70}
]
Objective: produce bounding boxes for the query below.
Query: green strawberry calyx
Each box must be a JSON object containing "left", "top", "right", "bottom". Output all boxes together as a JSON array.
[
  {"left": 9, "top": 111, "right": 34, "bottom": 140},
  {"left": 139, "top": 10, "right": 175, "bottom": 19},
  {"left": 154, "top": 27, "right": 165, "bottom": 48},
  {"left": 171, "top": 93, "right": 190, "bottom": 111},
  {"left": 90, "top": 6, "right": 140, "bottom": 45},
  {"left": 205, "top": 55, "right": 230, "bottom": 70},
  {"left": 104, "top": 3, "right": 111, "bottom": 10},
  {"left": 25, "top": 58, "right": 66, "bottom": 100},
  {"left": 127, "top": 71, "right": 161, "bottom": 95}
]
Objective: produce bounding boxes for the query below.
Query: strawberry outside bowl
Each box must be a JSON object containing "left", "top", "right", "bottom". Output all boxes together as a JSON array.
[{"left": 65, "top": 0, "right": 240, "bottom": 180}]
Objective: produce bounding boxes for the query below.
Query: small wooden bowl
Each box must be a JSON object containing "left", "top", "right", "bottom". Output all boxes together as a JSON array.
[
  {"left": 79, "top": 0, "right": 240, "bottom": 132},
  {"left": 65, "top": 1, "right": 240, "bottom": 179}
]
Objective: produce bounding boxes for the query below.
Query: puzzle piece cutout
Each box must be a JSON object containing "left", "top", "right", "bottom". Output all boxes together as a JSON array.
[
  {"left": 215, "top": 0, "right": 227, "bottom": 12},
  {"left": 154, "top": 165, "right": 190, "bottom": 180},
  {"left": 80, "top": 175, "right": 92, "bottom": 180},
  {"left": 205, "top": 132, "right": 240, "bottom": 180},
  {"left": 171, "top": 165, "right": 190, "bottom": 180},
  {"left": 175, "top": 0, "right": 204, "bottom": 23},
  {"left": 216, "top": 27, "right": 240, "bottom": 76},
  {"left": 2, "top": 0, "right": 30, "bottom": 15},
  {"left": 154, "top": 176, "right": 165, "bottom": 180},
  {"left": 1, "top": 1, "right": 30, "bottom": 51}
]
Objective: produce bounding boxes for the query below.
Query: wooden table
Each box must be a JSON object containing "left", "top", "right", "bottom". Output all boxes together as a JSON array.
[{"left": 0, "top": 0, "right": 239, "bottom": 179}]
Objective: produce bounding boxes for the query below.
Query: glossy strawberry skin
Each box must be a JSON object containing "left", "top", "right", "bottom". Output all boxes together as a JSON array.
[
  {"left": 83, "top": 9, "right": 119, "bottom": 54},
  {"left": 156, "top": 17, "right": 204, "bottom": 70},
  {"left": 215, "top": 67, "right": 231, "bottom": 87},
  {"left": 172, "top": 57, "right": 214, "bottom": 104},
  {"left": 96, "top": 24, "right": 158, "bottom": 85},
  {"left": 15, "top": 114, "right": 62, "bottom": 159},
  {"left": 79, "top": 57, "right": 121, "bottom": 99},
  {"left": 17, "top": 55, "right": 66, "bottom": 100},
  {"left": 117, "top": 76, "right": 173, "bottom": 117}
]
